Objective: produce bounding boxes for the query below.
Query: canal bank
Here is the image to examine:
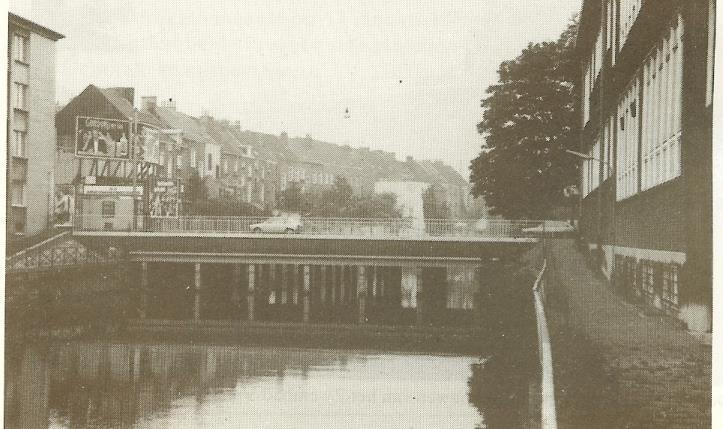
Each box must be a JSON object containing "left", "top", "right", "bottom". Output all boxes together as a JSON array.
[{"left": 544, "top": 239, "right": 711, "bottom": 428}]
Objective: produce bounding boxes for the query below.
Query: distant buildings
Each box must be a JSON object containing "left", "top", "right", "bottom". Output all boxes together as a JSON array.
[
  {"left": 576, "top": 0, "right": 714, "bottom": 331},
  {"left": 53, "top": 84, "right": 472, "bottom": 224},
  {"left": 7, "top": 13, "right": 64, "bottom": 243}
]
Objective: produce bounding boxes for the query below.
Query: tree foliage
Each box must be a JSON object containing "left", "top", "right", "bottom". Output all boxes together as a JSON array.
[
  {"left": 278, "top": 176, "right": 400, "bottom": 218},
  {"left": 423, "top": 184, "right": 451, "bottom": 219},
  {"left": 470, "top": 17, "right": 579, "bottom": 218}
]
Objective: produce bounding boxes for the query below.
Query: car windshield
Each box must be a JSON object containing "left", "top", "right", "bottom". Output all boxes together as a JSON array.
[{"left": 266, "top": 217, "right": 284, "bottom": 223}]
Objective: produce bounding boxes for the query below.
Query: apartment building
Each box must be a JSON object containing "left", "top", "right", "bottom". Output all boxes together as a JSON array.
[
  {"left": 7, "top": 13, "right": 64, "bottom": 242},
  {"left": 577, "top": 0, "right": 714, "bottom": 331}
]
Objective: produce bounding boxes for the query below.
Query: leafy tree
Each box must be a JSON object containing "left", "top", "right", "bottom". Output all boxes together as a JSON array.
[
  {"left": 277, "top": 182, "right": 303, "bottom": 212},
  {"left": 423, "top": 184, "right": 451, "bottom": 219},
  {"left": 346, "top": 193, "right": 400, "bottom": 218},
  {"left": 185, "top": 170, "right": 208, "bottom": 204},
  {"left": 470, "top": 17, "right": 579, "bottom": 218}
]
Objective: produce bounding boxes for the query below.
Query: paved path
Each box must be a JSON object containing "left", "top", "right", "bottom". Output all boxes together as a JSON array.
[{"left": 544, "top": 239, "right": 710, "bottom": 428}]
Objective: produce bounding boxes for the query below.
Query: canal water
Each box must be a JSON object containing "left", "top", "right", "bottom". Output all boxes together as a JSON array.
[{"left": 5, "top": 341, "right": 488, "bottom": 428}]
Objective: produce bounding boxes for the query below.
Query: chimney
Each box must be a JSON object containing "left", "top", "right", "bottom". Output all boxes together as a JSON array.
[
  {"left": 406, "top": 155, "right": 414, "bottom": 163},
  {"left": 234, "top": 120, "right": 241, "bottom": 131},
  {"left": 141, "top": 96, "right": 157, "bottom": 112},
  {"left": 280, "top": 131, "right": 288, "bottom": 144},
  {"left": 107, "top": 87, "right": 134, "bottom": 105},
  {"left": 162, "top": 97, "right": 176, "bottom": 111}
]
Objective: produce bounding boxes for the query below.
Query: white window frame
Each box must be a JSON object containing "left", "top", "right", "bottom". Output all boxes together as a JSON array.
[
  {"left": 13, "top": 34, "right": 28, "bottom": 63},
  {"left": 11, "top": 182, "right": 25, "bottom": 207},
  {"left": 13, "top": 130, "right": 26, "bottom": 157},
  {"left": 14, "top": 82, "right": 27, "bottom": 110},
  {"left": 641, "top": 14, "right": 683, "bottom": 191},
  {"left": 619, "top": 0, "right": 642, "bottom": 51},
  {"left": 617, "top": 75, "right": 640, "bottom": 201}
]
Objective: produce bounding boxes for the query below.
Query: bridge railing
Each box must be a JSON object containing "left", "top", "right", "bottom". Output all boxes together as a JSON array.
[
  {"left": 6, "top": 235, "right": 120, "bottom": 273},
  {"left": 72, "top": 215, "right": 570, "bottom": 239}
]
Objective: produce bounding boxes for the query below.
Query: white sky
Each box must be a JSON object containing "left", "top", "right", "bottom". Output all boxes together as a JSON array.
[{"left": 10, "top": 0, "right": 581, "bottom": 176}]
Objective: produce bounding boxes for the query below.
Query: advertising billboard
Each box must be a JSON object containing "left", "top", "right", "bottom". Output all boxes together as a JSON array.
[
  {"left": 75, "top": 116, "right": 131, "bottom": 159},
  {"left": 136, "top": 124, "right": 161, "bottom": 165}
]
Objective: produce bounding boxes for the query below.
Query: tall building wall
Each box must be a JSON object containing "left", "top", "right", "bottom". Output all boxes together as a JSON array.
[{"left": 7, "top": 16, "right": 63, "bottom": 242}]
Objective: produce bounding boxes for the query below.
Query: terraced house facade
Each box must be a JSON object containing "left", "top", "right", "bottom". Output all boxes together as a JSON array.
[{"left": 577, "top": 0, "right": 715, "bottom": 331}]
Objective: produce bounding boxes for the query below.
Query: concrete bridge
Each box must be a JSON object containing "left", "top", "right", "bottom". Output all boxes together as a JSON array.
[{"left": 9, "top": 216, "right": 564, "bottom": 328}]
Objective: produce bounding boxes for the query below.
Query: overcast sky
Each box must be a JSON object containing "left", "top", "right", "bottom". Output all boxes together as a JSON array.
[{"left": 11, "top": 0, "right": 580, "bottom": 176}]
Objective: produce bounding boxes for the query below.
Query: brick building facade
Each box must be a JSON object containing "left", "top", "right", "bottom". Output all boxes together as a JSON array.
[{"left": 576, "top": 0, "right": 714, "bottom": 331}]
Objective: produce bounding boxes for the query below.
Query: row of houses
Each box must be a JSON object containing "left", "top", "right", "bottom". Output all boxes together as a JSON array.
[
  {"left": 6, "top": 12, "right": 473, "bottom": 246},
  {"left": 576, "top": 0, "right": 715, "bottom": 332},
  {"left": 53, "top": 85, "right": 472, "bottom": 220}
]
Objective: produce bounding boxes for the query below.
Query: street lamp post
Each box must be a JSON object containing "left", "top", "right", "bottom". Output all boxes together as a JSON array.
[{"left": 565, "top": 150, "right": 616, "bottom": 279}]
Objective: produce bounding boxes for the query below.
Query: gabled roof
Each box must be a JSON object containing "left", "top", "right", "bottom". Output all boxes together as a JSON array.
[
  {"left": 232, "top": 130, "right": 297, "bottom": 164},
  {"left": 153, "top": 105, "right": 214, "bottom": 145},
  {"left": 99, "top": 87, "right": 160, "bottom": 126},
  {"left": 418, "top": 160, "right": 468, "bottom": 187},
  {"left": 204, "top": 120, "right": 243, "bottom": 156}
]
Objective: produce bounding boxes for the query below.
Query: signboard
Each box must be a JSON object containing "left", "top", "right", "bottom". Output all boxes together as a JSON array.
[
  {"left": 150, "top": 179, "right": 180, "bottom": 217},
  {"left": 83, "top": 185, "right": 143, "bottom": 195},
  {"left": 136, "top": 124, "right": 161, "bottom": 165},
  {"left": 76, "top": 116, "right": 131, "bottom": 159}
]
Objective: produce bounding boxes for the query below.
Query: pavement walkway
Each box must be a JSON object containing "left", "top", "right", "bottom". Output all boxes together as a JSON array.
[{"left": 544, "top": 239, "right": 710, "bottom": 428}]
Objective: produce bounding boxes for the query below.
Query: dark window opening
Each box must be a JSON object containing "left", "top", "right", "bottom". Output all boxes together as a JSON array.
[{"left": 102, "top": 201, "right": 116, "bottom": 218}]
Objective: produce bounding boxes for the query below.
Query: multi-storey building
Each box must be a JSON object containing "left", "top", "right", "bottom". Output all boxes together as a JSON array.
[
  {"left": 7, "top": 13, "right": 64, "bottom": 243},
  {"left": 577, "top": 0, "right": 714, "bottom": 331}
]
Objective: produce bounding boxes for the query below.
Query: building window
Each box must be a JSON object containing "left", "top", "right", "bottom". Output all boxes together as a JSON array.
[
  {"left": 12, "top": 34, "right": 28, "bottom": 63},
  {"left": 223, "top": 159, "right": 228, "bottom": 173},
  {"left": 607, "top": 0, "right": 618, "bottom": 64},
  {"left": 102, "top": 201, "right": 116, "bottom": 218},
  {"left": 641, "top": 15, "right": 683, "bottom": 191},
  {"left": 662, "top": 263, "right": 680, "bottom": 312},
  {"left": 582, "top": 139, "right": 601, "bottom": 198},
  {"left": 234, "top": 160, "right": 239, "bottom": 172},
  {"left": 640, "top": 260, "right": 655, "bottom": 304},
  {"left": 208, "top": 153, "right": 213, "bottom": 171},
  {"left": 602, "top": 118, "right": 613, "bottom": 181},
  {"left": 190, "top": 150, "right": 196, "bottom": 168},
  {"left": 12, "top": 130, "right": 26, "bottom": 157},
  {"left": 617, "top": 76, "right": 640, "bottom": 200},
  {"left": 14, "top": 83, "right": 27, "bottom": 110},
  {"left": 10, "top": 183, "right": 25, "bottom": 206},
  {"left": 619, "top": 0, "right": 642, "bottom": 50},
  {"left": 176, "top": 154, "right": 183, "bottom": 169}
]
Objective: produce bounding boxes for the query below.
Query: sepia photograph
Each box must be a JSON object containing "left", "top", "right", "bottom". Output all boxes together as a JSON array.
[{"left": 3, "top": 0, "right": 716, "bottom": 427}]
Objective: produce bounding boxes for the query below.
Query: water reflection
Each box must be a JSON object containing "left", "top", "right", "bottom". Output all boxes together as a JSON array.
[{"left": 6, "top": 341, "right": 484, "bottom": 428}]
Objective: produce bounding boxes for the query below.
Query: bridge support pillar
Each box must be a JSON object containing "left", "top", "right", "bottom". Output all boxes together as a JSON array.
[
  {"left": 232, "top": 264, "right": 241, "bottom": 312},
  {"left": 357, "top": 266, "right": 367, "bottom": 324},
  {"left": 303, "top": 265, "right": 311, "bottom": 323},
  {"left": 140, "top": 262, "right": 148, "bottom": 319},
  {"left": 281, "top": 264, "right": 288, "bottom": 305},
  {"left": 320, "top": 266, "right": 327, "bottom": 305},
  {"left": 339, "top": 266, "right": 346, "bottom": 304},
  {"left": 193, "top": 263, "right": 201, "bottom": 320},
  {"left": 416, "top": 268, "right": 423, "bottom": 326},
  {"left": 330, "top": 266, "right": 337, "bottom": 304},
  {"left": 247, "top": 264, "right": 255, "bottom": 322}
]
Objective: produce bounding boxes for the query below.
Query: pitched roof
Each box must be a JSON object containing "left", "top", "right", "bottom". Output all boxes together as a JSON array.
[
  {"left": 98, "top": 87, "right": 160, "bottom": 126},
  {"left": 153, "top": 105, "right": 213, "bottom": 144},
  {"left": 204, "top": 120, "right": 243, "bottom": 156}
]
